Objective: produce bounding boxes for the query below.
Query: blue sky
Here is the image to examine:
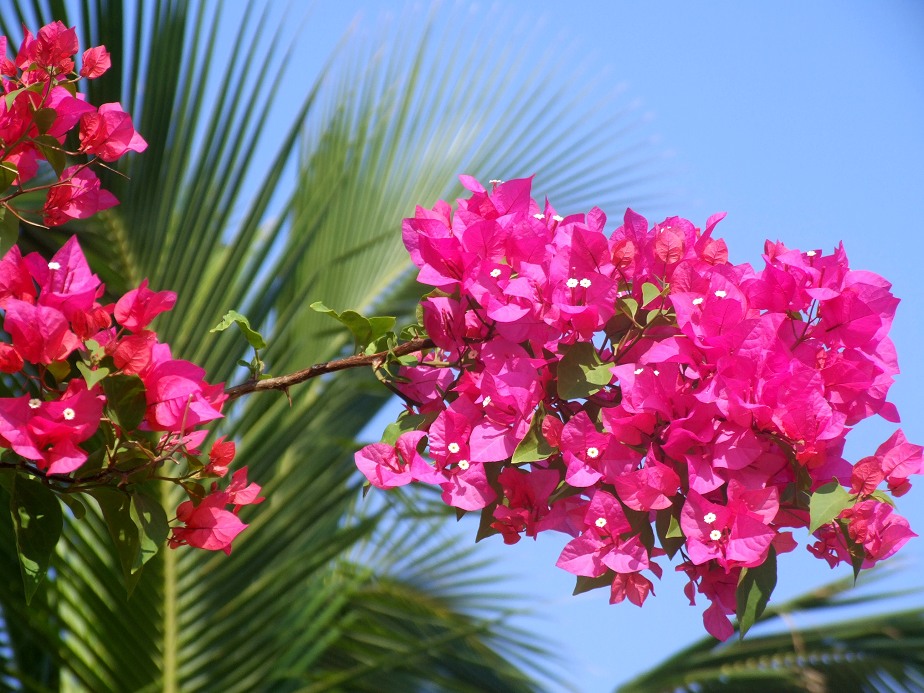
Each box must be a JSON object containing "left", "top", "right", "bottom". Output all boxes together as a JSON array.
[{"left": 232, "top": 2, "right": 924, "bottom": 690}]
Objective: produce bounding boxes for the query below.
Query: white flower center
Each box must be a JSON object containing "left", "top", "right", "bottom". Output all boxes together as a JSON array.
[
  {"left": 448, "top": 442, "right": 461, "bottom": 454},
  {"left": 47, "top": 261, "right": 61, "bottom": 270},
  {"left": 709, "top": 529, "right": 722, "bottom": 541},
  {"left": 533, "top": 213, "right": 545, "bottom": 220},
  {"left": 552, "top": 214, "right": 564, "bottom": 222},
  {"left": 579, "top": 278, "right": 592, "bottom": 288},
  {"left": 482, "top": 396, "right": 492, "bottom": 407},
  {"left": 806, "top": 250, "right": 817, "bottom": 257},
  {"left": 692, "top": 297, "right": 704, "bottom": 305},
  {"left": 594, "top": 517, "right": 607, "bottom": 528},
  {"left": 490, "top": 268, "right": 502, "bottom": 278},
  {"left": 566, "top": 278, "right": 579, "bottom": 288},
  {"left": 63, "top": 408, "right": 76, "bottom": 421},
  {"left": 714, "top": 290, "right": 727, "bottom": 298},
  {"left": 489, "top": 179, "right": 503, "bottom": 184},
  {"left": 457, "top": 459, "right": 470, "bottom": 470},
  {"left": 586, "top": 447, "right": 600, "bottom": 459},
  {"left": 652, "top": 369, "right": 660, "bottom": 376},
  {"left": 634, "top": 368, "right": 644, "bottom": 375},
  {"left": 28, "top": 398, "right": 41, "bottom": 409},
  {"left": 703, "top": 512, "right": 717, "bottom": 524}
]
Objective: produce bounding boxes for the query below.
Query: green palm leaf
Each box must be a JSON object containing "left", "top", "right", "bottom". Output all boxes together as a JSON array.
[
  {"left": 0, "top": 1, "right": 666, "bottom": 690},
  {"left": 617, "top": 573, "right": 924, "bottom": 693}
]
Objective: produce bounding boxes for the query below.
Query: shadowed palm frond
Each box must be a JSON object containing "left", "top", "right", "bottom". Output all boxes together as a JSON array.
[{"left": 617, "top": 573, "right": 924, "bottom": 693}]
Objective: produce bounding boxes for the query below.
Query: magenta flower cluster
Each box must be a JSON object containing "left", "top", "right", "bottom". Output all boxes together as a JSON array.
[
  {"left": 0, "top": 235, "right": 262, "bottom": 555},
  {"left": 1, "top": 22, "right": 146, "bottom": 227},
  {"left": 0, "top": 24, "right": 268, "bottom": 579},
  {"left": 355, "top": 175, "right": 921, "bottom": 639}
]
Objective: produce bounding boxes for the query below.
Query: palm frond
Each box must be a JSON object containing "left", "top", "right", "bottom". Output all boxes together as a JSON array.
[{"left": 617, "top": 573, "right": 924, "bottom": 693}]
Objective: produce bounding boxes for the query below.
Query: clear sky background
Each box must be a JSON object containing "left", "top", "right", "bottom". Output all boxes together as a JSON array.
[{"left": 221, "top": 2, "right": 924, "bottom": 691}]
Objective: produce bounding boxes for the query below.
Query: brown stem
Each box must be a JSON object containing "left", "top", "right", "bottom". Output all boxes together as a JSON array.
[{"left": 224, "top": 337, "right": 436, "bottom": 402}]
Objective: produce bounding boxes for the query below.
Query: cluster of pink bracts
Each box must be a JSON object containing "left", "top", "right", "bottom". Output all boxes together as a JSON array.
[
  {"left": 1, "top": 22, "right": 261, "bottom": 555},
  {"left": 0, "top": 237, "right": 262, "bottom": 553},
  {"left": 356, "top": 175, "right": 921, "bottom": 639},
  {"left": 1, "top": 21, "right": 145, "bottom": 226}
]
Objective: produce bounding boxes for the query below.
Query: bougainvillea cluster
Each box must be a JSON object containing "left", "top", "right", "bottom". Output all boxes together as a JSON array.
[
  {"left": 0, "top": 236, "right": 263, "bottom": 555},
  {"left": 0, "top": 24, "right": 261, "bottom": 581},
  {"left": 1, "top": 21, "right": 145, "bottom": 231},
  {"left": 356, "top": 175, "right": 922, "bottom": 639}
]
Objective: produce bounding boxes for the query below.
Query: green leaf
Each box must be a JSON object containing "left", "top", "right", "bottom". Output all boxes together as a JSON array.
[
  {"left": 1, "top": 85, "right": 40, "bottom": 110},
  {"left": 646, "top": 307, "right": 670, "bottom": 325},
  {"left": 868, "top": 490, "right": 895, "bottom": 507},
  {"left": 10, "top": 475, "right": 63, "bottom": 604},
  {"left": 76, "top": 362, "right": 111, "bottom": 390},
  {"left": 380, "top": 412, "right": 428, "bottom": 446},
  {"left": 46, "top": 360, "right": 71, "bottom": 382},
  {"left": 839, "top": 521, "right": 868, "bottom": 581},
  {"left": 573, "top": 573, "right": 613, "bottom": 596},
  {"left": 736, "top": 546, "right": 777, "bottom": 639},
  {"left": 0, "top": 206, "right": 19, "bottom": 258},
  {"left": 475, "top": 503, "right": 501, "bottom": 542},
  {"left": 130, "top": 492, "right": 169, "bottom": 571},
  {"left": 556, "top": 341, "right": 613, "bottom": 400},
  {"left": 641, "top": 281, "right": 662, "bottom": 308},
  {"left": 90, "top": 487, "right": 143, "bottom": 592},
  {"left": 310, "top": 301, "right": 396, "bottom": 350},
  {"left": 368, "top": 316, "right": 397, "bottom": 341},
  {"left": 809, "top": 481, "right": 854, "bottom": 533},
  {"left": 0, "top": 160, "right": 18, "bottom": 190},
  {"left": 32, "top": 107, "right": 57, "bottom": 135},
  {"left": 655, "top": 506, "right": 685, "bottom": 559},
  {"left": 210, "top": 309, "right": 267, "bottom": 350},
  {"left": 33, "top": 134, "right": 67, "bottom": 177},
  {"left": 512, "top": 403, "right": 558, "bottom": 464},
  {"left": 101, "top": 374, "right": 147, "bottom": 432},
  {"left": 59, "top": 493, "right": 87, "bottom": 520},
  {"left": 616, "top": 296, "right": 639, "bottom": 320}
]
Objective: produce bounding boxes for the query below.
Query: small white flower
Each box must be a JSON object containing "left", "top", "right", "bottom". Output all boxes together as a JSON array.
[
  {"left": 652, "top": 369, "right": 660, "bottom": 376},
  {"left": 533, "top": 213, "right": 546, "bottom": 220},
  {"left": 579, "top": 278, "right": 592, "bottom": 288},
  {"left": 566, "top": 278, "right": 579, "bottom": 288},
  {"left": 595, "top": 517, "right": 607, "bottom": 528},
  {"left": 586, "top": 447, "right": 600, "bottom": 459},
  {"left": 709, "top": 529, "right": 722, "bottom": 541},
  {"left": 490, "top": 268, "right": 502, "bottom": 278},
  {"left": 47, "top": 261, "right": 61, "bottom": 270},
  {"left": 448, "top": 442, "right": 461, "bottom": 454},
  {"left": 489, "top": 179, "right": 503, "bottom": 184},
  {"left": 634, "top": 368, "right": 644, "bottom": 375},
  {"left": 63, "top": 408, "right": 76, "bottom": 421},
  {"left": 692, "top": 297, "right": 704, "bottom": 305},
  {"left": 482, "top": 396, "right": 492, "bottom": 407},
  {"left": 457, "top": 459, "right": 470, "bottom": 471},
  {"left": 703, "top": 512, "right": 717, "bottom": 524},
  {"left": 714, "top": 290, "right": 727, "bottom": 298},
  {"left": 806, "top": 250, "right": 817, "bottom": 257},
  {"left": 28, "top": 398, "right": 41, "bottom": 409},
  {"left": 552, "top": 214, "right": 564, "bottom": 222}
]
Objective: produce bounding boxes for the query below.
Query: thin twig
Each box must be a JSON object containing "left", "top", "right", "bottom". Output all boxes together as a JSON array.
[{"left": 224, "top": 337, "right": 435, "bottom": 401}]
